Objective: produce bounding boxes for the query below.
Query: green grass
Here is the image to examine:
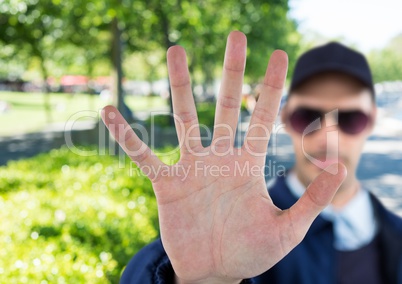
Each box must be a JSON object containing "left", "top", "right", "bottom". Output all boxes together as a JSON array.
[
  {"left": 0, "top": 146, "right": 179, "bottom": 283},
  {"left": 0, "top": 92, "right": 167, "bottom": 136}
]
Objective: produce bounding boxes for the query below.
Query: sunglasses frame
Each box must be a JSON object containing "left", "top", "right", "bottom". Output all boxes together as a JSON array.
[{"left": 287, "top": 106, "right": 372, "bottom": 135}]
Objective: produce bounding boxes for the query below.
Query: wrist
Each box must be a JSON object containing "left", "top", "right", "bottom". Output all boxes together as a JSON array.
[{"left": 175, "top": 274, "right": 242, "bottom": 284}]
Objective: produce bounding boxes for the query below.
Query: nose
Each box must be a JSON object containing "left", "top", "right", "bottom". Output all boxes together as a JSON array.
[
  {"left": 323, "top": 110, "right": 339, "bottom": 129},
  {"left": 309, "top": 113, "right": 340, "bottom": 151}
]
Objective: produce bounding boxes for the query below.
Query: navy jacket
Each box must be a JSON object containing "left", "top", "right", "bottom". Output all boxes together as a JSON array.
[{"left": 121, "top": 175, "right": 402, "bottom": 284}]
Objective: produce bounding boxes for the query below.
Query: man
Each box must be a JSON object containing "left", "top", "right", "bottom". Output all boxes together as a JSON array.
[
  {"left": 258, "top": 42, "right": 402, "bottom": 283},
  {"left": 102, "top": 32, "right": 402, "bottom": 283}
]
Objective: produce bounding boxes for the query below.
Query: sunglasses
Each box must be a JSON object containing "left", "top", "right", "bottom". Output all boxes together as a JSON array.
[{"left": 288, "top": 107, "right": 371, "bottom": 135}]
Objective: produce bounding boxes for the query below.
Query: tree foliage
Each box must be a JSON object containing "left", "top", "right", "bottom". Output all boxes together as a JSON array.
[
  {"left": 0, "top": 0, "right": 300, "bottom": 87},
  {"left": 368, "top": 34, "right": 402, "bottom": 83}
]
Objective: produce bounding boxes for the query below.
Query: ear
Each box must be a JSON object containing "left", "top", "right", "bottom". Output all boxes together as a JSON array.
[{"left": 368, "top": 104, "right": 377, "bottom": 134}]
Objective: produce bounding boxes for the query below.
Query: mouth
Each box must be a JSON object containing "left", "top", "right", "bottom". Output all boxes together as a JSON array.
[{"left": 307, "top": 155, "right": 343, "bottom": 170}]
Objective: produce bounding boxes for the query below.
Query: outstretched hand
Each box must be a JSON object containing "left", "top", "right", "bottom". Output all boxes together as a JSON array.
[{"left": 102, "top": 31, "right": 346, "bottom": 283}]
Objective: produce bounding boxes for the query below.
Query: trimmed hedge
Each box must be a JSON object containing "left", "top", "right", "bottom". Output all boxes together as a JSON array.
[
  {"left": 0, "top": 146, "right": 178, "bottom": 283},
  {"left": 145, "top": 101, "right": 216, "bottom": 128}
]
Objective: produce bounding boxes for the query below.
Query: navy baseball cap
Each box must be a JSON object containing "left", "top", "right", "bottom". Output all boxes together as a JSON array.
[{"left": 289, "top": 42, "right": 375, "bottom": 97}]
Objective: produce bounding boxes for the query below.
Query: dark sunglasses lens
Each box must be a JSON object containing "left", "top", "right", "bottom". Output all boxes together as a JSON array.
[
  {"left": 339, "top": 111, "right": 369, "bottom": 134},
  {"left": 289, "top": 108, "right": 321, "bottom": 134}
]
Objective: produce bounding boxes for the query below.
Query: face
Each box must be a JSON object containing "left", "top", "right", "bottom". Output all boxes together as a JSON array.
[{"left": 282, "top": 73, "right": 376, "bottom": 188}]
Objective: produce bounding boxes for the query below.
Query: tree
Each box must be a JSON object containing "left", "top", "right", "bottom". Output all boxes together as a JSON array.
[
  {"left": 122, "top": 0, "right": 300, "bottom": 125},
  {"left": 1, "top": 0, "right": 301, "bottom": 124},
  {"left": 368, "top": 34, "right": 402, "bottom": 83},
  {"left": 0, "top": 0, "right": 68, "bottom": 122}
]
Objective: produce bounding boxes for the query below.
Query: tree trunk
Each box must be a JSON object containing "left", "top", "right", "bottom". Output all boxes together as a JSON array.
[
  {"left": 157, "top": 4, "right": 175, "bottom": 126},
  {"left": 38, "top": 54, "right": 52, "bottom": 124},
  {"left": 111, "top": 17, "right": 129, "bottom": 120}
]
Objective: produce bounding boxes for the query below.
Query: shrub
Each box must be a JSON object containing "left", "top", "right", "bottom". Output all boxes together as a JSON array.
[
  {"left": 145, "top": 102, "right": 216, "bottom": 129},
  {"left": 0, "top": 146, "right": 178, "bottom": 283}
]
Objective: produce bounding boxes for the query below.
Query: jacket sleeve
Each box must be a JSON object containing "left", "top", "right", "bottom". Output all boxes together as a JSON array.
[
  {"left": 120, "top": 238, "right": 255, "bottom": 284},
  {"left": 120, "top": 238, "right": 175, "bottom": 284}
]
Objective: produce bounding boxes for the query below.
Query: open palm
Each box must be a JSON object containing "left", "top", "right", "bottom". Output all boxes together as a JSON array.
[{"left": 102, "top": 31, "right": 346, "bottom": 283}]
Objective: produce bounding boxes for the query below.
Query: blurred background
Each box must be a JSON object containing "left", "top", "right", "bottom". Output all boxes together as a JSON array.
[{"left": 0, "top": 0, "right": 401, "bottom": 282}]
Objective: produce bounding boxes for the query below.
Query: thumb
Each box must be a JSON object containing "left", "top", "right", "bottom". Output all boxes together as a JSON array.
[{"left": 287, "top": 163, "right": 347, "bottom": 241}]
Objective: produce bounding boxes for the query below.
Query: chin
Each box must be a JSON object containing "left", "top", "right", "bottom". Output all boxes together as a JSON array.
[{"left": 305, "top": 162, "right": 329, "bottom": 181}]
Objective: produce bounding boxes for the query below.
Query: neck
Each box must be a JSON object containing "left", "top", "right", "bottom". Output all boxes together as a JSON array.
[
  {"left": 330, "top": 177, "right": 360, "bottom": 209},
  {"left": 296, "top": 169, "right": 360, "bottom": 209}
]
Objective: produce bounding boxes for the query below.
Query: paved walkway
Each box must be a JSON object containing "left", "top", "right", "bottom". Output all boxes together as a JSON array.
[{"left": 0, "top": 121, "right": 97, "bottom": 166}]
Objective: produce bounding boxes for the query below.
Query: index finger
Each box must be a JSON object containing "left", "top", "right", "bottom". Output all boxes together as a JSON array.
[{"left": 243, "top": 50, "right": 288, "bottom": 156}]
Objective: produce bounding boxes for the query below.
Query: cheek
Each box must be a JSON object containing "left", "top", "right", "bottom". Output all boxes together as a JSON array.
[
  {"left": 339, "top": 136, "right": 366, "bottom": 156},
  {"left": 289, "top": 133, "right": 318, "bottom": 154},
  {"left": 288, "top": 133, "right": 307, "bottom": 158},
  {"left": 333, "top": 135, "right": 367, "bottom": 171}
]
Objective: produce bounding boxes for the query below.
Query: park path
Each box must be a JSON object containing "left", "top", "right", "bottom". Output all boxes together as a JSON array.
[{"left": 0, "top": 121, "right": 97, "bottom": 166}]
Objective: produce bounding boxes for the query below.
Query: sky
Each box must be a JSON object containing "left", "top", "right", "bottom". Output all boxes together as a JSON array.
[{"left": 289, "top": 0, "right": 402, "bottom": 52}]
